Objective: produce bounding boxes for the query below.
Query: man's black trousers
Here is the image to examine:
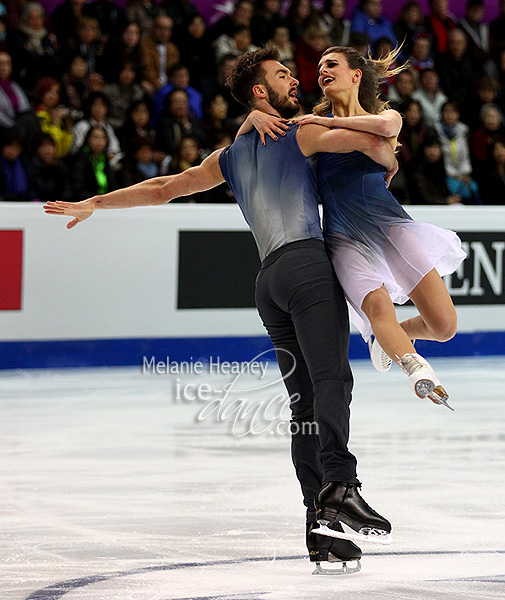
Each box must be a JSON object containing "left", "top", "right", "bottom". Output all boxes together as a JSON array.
[{"left": 255, "top": 239, "right": 358, "bottom": 522}]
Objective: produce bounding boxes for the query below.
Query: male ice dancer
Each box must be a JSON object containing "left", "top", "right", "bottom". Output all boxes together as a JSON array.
[{"left": 45, "top": 47, "right": 395, "bottom": 574}]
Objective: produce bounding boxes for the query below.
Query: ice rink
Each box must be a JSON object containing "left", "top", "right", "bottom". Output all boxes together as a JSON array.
[{"left": 1, "top": 356, "right": 504, "bottom": 600}]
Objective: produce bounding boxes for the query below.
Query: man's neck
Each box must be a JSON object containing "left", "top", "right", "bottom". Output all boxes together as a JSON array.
[{"left": 253, "top": 99, "right": 280, "bottom": 117}]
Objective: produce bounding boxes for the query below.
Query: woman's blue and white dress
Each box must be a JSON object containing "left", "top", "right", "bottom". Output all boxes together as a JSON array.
[{"left": 317, "top": 150, "right": 466, "bottom": 340}]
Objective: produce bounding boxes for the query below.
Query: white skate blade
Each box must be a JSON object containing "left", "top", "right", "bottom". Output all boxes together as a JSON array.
[
  {"left": 313, "top": 523, "right": 393, "bottom": 545},
  {"left": 312, "top": 558, "right": 361, "bottom": 575}
]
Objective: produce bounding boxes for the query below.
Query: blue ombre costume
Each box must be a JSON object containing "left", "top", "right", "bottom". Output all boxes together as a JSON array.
[
  {"left": 317, "top": 150, "right": 466, "bottom": 340},
  {"left": 219, "top": 126, "right": 322, "bottom": 260},
  {"left": 219, "top": 127, "right": 359, "bottom": 523}
]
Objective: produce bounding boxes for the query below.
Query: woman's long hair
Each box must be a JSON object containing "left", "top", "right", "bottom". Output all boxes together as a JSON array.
[{"left": 314, "top": 45, "right": 407, "bottom": 116}]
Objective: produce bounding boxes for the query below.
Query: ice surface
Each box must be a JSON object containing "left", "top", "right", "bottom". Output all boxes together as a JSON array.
[{"left": 0, "top": 357, "right": 504, "bottom": 600}]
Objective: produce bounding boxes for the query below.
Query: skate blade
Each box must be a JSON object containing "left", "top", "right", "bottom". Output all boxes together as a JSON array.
[
  {"left": 312, "top": 558, "right": 361, "bottom": 575},
  {"left": 313, "top": 523, "right": 393, "bottom": 545},
  {"left": 416, "top": 381, "right": 454, "bottom": 411}
]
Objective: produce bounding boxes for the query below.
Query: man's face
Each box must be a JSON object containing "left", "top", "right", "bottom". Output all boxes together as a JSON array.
[
  {"left": 153, "top": 16, "right": 173, "bottom": 44},
  {"left": 260, "top": 60, "right": 299, "bottom": 118}
]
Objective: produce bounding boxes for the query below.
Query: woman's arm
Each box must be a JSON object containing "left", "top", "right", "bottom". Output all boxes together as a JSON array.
[
  {"left": 294, "top": 110, "right": 402, "bottom": 138},
  {"left": 235, "top": 110, "right": 290, "bottom": 145}
]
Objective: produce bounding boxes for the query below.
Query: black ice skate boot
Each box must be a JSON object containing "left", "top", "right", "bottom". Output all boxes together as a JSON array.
[
  {"left": 306, "top": 521, "right": 361, "bottom": 575},
  {"left": 313, "top": 482, "right": 392, "bottom": 545}
]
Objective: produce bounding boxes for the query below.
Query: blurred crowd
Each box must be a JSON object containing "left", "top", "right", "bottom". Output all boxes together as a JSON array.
[{"left": 1, "top": 0, "right": 505, "bottom": 204}]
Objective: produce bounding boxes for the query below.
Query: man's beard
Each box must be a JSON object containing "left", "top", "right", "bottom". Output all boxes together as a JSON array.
[{"left": 264, "top": 82, "right": 299, "bottom": 118}]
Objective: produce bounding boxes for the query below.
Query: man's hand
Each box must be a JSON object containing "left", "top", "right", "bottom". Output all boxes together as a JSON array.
[
  {"left": 384, "top": 159, "right": 398, "bottom": 188},
  {"left": 44, "top": 199, "right": 97, "bottom": 229}
]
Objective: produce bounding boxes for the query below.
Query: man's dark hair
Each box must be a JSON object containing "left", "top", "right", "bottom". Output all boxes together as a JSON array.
[{"left": 226, "top": 46, "right": 280, "bottom": 109}]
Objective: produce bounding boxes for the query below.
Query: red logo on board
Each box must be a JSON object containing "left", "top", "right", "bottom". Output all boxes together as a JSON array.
[{"left": 0, "top": 230, "right": 23, "bottom": 310}]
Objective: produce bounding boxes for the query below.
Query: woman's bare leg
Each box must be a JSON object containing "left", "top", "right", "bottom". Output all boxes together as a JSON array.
[
  {"left": 361, "top": 286, "right": 415, "bottom": 361},
  {"left": 400, "top": 269, "right": 457, "bottom": 343}
]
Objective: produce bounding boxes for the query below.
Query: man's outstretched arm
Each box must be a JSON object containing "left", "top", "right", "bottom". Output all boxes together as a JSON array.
[{"left": 44, "top": 149, "right": 225, "bottom": 229}]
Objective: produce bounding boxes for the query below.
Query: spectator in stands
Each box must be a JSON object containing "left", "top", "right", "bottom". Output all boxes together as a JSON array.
[
  {"left": 295, "top": 25, "right": 330, "bottom": 107},
  {"left": 50, "top": 0, "right": 86, "bottom": 47},
  {"left": 8, "top": 2, "right": 60, "bottom": 92},
  {"left": 119, "top": 99, "right": 153, "bottom": 153},
  {"left": 71, "top": 92, "right": 121, "bottom": 159},
  {"left": 155, "top": 88, "right": 206, "bottom": 156},
  {"left": 102, "top": 61, "right": 145, "bottom": 130},
  {"left": 394, "top": 1, "right": 426, "bottom": 56},
  {"left": 408, "top": 33, "right": 434, "bottom": 71},
  {"left": 269, "top": 25, "right": 294, "bottom": 62},
  {"left": 121, "top": 135, "right": 160, "bottom": 185},
  {"left": 397, "top": 98, "right": 436, "bottom": 174},
  {"left": 490, "top": 0, "right": 505, "bottom": 54},
  {"left": 412, "top": 67, "right": 447, "bottom": 127},
  {"left": 436, "top": 28, "right": 477, "bottom": 122},
  {"left": 460, "top": 0, "right": 495, "bottom": 76},
  {"left": 0, "top": 51, "right": 31, "bottom": 130},
  {"left": 102, "top": 21, "right": 144, "bottom": 84},
  {"left": 435, "top": 99, "right": 480, "bottom": 203},
  {"left": 167, "top": 135, "right": 202, "bottom": 175},
  {"left": 387, "top": 68, "right": 417, "bottom": 110},
  {"left": 0, "top": 13, "right": 6, "bottom": 53},
  {"left": 140, "top": 14, "right": 180, "bottom": 92},
  {"left": 160, "top": 0, "right": 198, "bottom": 34},
  {"left": 411, "top": 136, "right": 462, "bottom": 205},
  {"left": 177, "top": 14, "right": 215, "bottom": 90},
  {"left": 82, "top": 0, "right": 127, "bottom": 43},
  {"left": 63, "top": 16, "right": 105, "bottom": 89},
  {"left": 425, "top": 0, "right": 456, "bottom": 55},
  {"left": 478, "top": 140, "right": 505, "bottom": 204},
  {"left": 286, "top": 0, "right": 320, "bottom": 42},
  {"left": 200, "top": 93, "right": 238, "bottom": 151},
  {"left": 208, "top": 0, "right": 254, "bottom": 43},
  {"left": 348, "top": 31, "right": 371, "bottom": 56},
  {"left": 319, "top": 0, "right": 350, "bottom": 47},
  {"left": 26, "top": 133, "right": 70, "bottom": 202},
  {"left": 60, "top": 55, "right": 92, "bottom": 121},
  {"left": 71, "top": 125, "right": 116, "bottom": 200},
  {"left": 251, "top": 0, "right": 285, "bottom": 47},
  {"left": 350, "top": 0, "right": 396, "bottom": 47},
  {"left": 0, "top": 129, "right": 32, "bottom": 201},
  {"left": 470, "top": 103, "right": 505, "bottom": 176},
  {"left": 125, "top": 0, "right": 159, "bottom": 36},
  {"left": 151, "top": 63, "right": 203, "bottom": 128},
  {"left": 199, "top": 53, "right": 245, "bottom": 121},
  {"left": 214, "top": 25, "right": 258, "bottom": 63},
  {"left": 34, "top": 76, "right": 73, "bottom": 158}
]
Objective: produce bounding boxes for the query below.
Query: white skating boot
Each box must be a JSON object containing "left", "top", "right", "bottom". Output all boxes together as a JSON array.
[
  {"left": 397, "top": 353, "right": 453, "bottom": 411},
  {"left": 368, "top": 337, "right": 392, "bottom": 372}
]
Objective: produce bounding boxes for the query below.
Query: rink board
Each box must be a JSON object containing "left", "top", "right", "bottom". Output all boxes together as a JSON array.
[{"left": 2, "top": 203, "right": 505, "bottom": 368}]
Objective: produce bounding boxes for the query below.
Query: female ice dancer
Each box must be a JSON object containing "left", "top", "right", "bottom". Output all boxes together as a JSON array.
[{"left": 242, "top": 47, "right": 466, "bottom": 409}]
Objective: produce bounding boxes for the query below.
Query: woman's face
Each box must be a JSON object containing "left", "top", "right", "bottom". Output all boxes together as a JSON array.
[
  {"left": 43, "top": 84, "right": 60, "bottom": 108},
  {"left": 79, "top": 23, "right": 98, "bottom": 44},
  {"left": 483, "top": 107, "right": 501, "bottom": 132},
  {"left": 296, "top": 0, "right": 311, "bottom": 20},
  {"left": 24, "top": 8, "right": 45, "bottom": 30},
  {"left": 87, "top": 128, "right": 107, "bottom": 153},
  {"left": 404, "top": 102, "right": 422, "bottom": 127},
  {"left": 424, "top": 142, "right": 441, "bottom": 163},
  {"left": 132, "top": 103, "right": 149, "bottom": 127},
  {"left": 119, "top": 66, "right": 136, "bottom": 87},
  {"left": 122, "top": 23, "right": 140, "bottom": 48},
  {"left": 180, "top": 138, "right": 199, "bottom": 162},
  {"left": 330, "top": 0, "right": 345, "bottom": 19},
  {"left": 70, "top": 56, "right": 88, "bottom": 78},
  {"left": 210, "top": 95, "right": 228, "bottom": 120},
  {"left": 317, "top": 52, "right": 356, "bottom": 98},
  {"left": 441, "top": 105, "right": 459, "bottom": 127},
  {"left": 90, "top": 98, "right": 107, "bottom": 121},
  {"left": 493, "top": 141, "right": 505, "bottom": 164},
  {"left": 169, "top": 91, "right": 189, "bottom": 119},
  {"left": 0, "top": 53, "right": 12, "bottom": 79},
  {"left": 187, "top": 15, "right": 205, "bottom": 39}
]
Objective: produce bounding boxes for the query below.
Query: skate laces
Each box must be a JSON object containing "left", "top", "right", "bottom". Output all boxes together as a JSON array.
[{"left": 397, "top": 353, "right": 426, "bottom": 377}]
